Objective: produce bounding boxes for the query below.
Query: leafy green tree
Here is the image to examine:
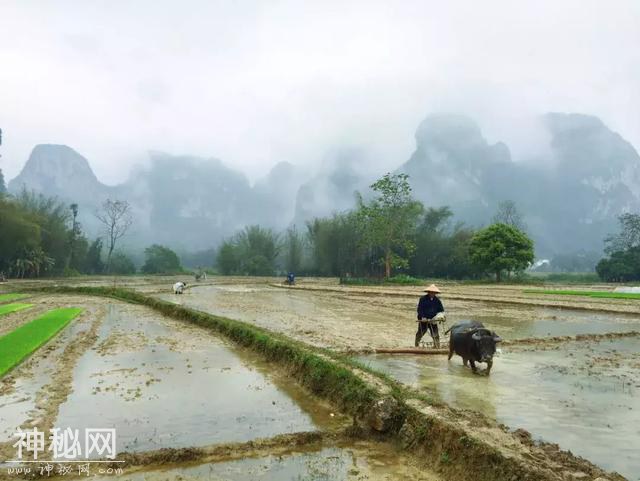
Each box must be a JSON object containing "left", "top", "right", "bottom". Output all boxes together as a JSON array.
[
  {"left": 68, "top": 235, "right": 89, "bottom": 275},
  {"left": 411, "top": 207, "right": 477, "bottom": 279},
  {"left": 85, "top": 238, "right": 105, "bottom": 274},
  {"left": 357, "top": 173, "right": 423, "bottom": 278},
  {"left": 597, "top": 214, "right": 640, "bottom": 282},
  {"left": 283, "top": 226, "right": 304, "bottom": 273},
  {"left": 26, "top": 247, "right": 55, "bottom": 277},
  {"left": 596, "top": 247, "right": 640, "bottom": 282},
  {"left": 469, "top": 223, "right": 534, "bottom": 282},
  {"left": 216, "top": 226, "right": 279, "bottom": 275},
  {"left": 0, "top": 197, "right": 41, "bottom": 274},
  {"left": 306, "top": 212, "right": 367, "bottom": 276},
  {"left": 142, "top": 244, "right": 183, "bottom": 274},
  {"left": 244, "top": 255, "right": 273, "bottom": 275},
  {"left": 15, "top": 190, "right": 71, "bottom": 275},
  {"left": 109, "top": 251, "right": 136, "bottom": 275},
  {"left": 235, "top": 226, "right": 279, "bottom": 275},
  {"left": 216, "top": 241, "right": 239, "bottom": 275}
]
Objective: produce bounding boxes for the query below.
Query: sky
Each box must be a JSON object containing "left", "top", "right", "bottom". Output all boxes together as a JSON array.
[{"left": 0, "top": 0, "right": 639, "bottom": 185}]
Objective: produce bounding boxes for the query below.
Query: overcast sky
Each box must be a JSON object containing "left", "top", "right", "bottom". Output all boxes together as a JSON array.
[{"left": 0, "top": 0, "right": 639, "bottom": 184}]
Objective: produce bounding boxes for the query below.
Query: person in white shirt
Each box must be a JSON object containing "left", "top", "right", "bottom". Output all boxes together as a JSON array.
[{"left": 173, "top": 281, "right": 187, "bottom": 294}]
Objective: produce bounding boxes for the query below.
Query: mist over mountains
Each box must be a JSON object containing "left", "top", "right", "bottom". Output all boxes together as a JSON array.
[{"left": 7, "top": 112, "right": 640, "bottom": 258}]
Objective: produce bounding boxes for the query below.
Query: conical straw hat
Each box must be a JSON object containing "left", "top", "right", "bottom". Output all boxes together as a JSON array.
[{"left": 423, "top": 284, "right": 441, "bottom": 293}]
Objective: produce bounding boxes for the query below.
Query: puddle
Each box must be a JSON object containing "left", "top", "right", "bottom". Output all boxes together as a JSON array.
[
  {"left": 91, "top": 444, "right": 440, "bottom": 481},
  {"left": 54, "top": 304, "right": 339, "bottom": 454},
  {"left": 357, "top": 338, "right": 640, "bottom": 480}
]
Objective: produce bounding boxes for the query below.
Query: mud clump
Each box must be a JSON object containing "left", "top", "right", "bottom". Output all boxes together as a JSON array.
[
  {"left": 367, "top": 397, "right": 404, "bottom": 433},
  {"left": 513, "top": 428, "right": 534, "bottom": 446}
]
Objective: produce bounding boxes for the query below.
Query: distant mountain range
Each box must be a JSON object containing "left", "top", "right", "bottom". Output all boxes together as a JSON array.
[{"left": 8, "top": 113, "right": 640, "bottom": 256}]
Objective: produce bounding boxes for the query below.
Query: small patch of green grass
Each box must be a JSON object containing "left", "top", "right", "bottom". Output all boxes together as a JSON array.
[
  {"left": 524, "top": 289, "right": 640, "bottom": 300},
  {"left": 0, "top": 293, "right": 28, "bottom": 304},
  {"left": 0, "top": 307, "right": 82, "bottom": 377},
  {"left": 0, "top": 303, "right": 33, "bottom": 316}
]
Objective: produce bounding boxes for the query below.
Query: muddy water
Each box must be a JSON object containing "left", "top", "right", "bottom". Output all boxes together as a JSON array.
[
  {"left": 473, "top": 308, "right": 640, "bottom": 339},
  {"left": 358, "top": 338, "right": 640, "bottom": 480},
  {"left": 93, "top": 444, "right": 440, "bottom": 481},
  {"left": 54, "top": 304, "right": 340, "bottom": 454},
  {"left": 159, "top": 285, "right": 640, "bottom": 352}
]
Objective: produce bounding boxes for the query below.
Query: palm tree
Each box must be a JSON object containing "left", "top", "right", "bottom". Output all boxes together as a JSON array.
[
  {"left": 13, "top": 257, "right": 33, "bottom": 278},
  {"left": 27, "top": 248, "right": 55, "bottom": 277}
]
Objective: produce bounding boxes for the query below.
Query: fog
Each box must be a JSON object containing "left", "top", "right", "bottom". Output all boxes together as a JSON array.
[{"left": 1, "top": 0, "right": 639, "bottom": 184}]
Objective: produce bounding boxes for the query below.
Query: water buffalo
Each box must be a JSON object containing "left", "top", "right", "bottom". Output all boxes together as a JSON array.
[{"left": 446, "top": 320, "right": 501, "bottom": 374}]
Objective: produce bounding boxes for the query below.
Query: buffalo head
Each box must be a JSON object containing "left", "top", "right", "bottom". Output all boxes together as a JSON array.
[{"left": 470, "top": 328, "right": 502, "bottom": 362}]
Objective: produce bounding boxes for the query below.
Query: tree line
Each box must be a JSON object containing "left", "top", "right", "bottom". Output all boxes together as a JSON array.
[
  {"left": 217, "top": 173, "right": 535, "bottom": 281},
  {"left": 15, "top": 170, "right": 638, "bottom": 283},
  {"left": 0, "top": 189, "right": 185, "bottom": 278},
  {"left": 596, "top": 213, "right": 640, "bottom": 282}
]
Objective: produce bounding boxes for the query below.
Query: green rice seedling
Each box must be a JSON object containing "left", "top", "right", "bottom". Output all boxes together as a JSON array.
[
  {"left": 0, "top": 307, "right": 82, "bottom": 377},
  {"left": 0, "top": 303, "right": 32, "bottom": 316}
]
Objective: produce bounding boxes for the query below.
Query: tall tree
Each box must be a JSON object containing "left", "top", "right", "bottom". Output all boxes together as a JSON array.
[
  {"left": 469, "top": 223, "right": 534, "bottom": 282},
  {"left": 66, "top": 203, "right": 81, "bottom": 270},
  {"left": 216, "top": 240, "right": 238, "bottom": 275},
  {"left": 493, "top": 200, "right": 526, "bottom": 232},
  {"left": 357, "top": 173, "right": 423, "bottom": 278},
  {"left": 85, "top": 238, "right": 105, "bottom": 274},
  {"left": 236, "top": 226, "right": 280, "bottom": 275},
  {"left": 95, "top": 199, "right": 133, "bottom": 273},
  {"left": 604, "top": 213, "right": 640, "bottom": 255},
  {"left": 142, "top": 244, "right": 182, "bottom": 274},
  {"left": 0, "top": 168, "right": 6, "bottom": 194},
  {"left": 283, "top": 226, "right": 304, "bottom": 273},
  {"left": 306, "top": 212, "right": 367, "bottom": 277},
  {"left": 109, "top": 251, "right": 136, "bottom": 275},
  {"left": 15, "top": 189, "right": 70, "bottom": 274},
  {"left": 215, "top": 226, "right": 280, "bottom": 275}
]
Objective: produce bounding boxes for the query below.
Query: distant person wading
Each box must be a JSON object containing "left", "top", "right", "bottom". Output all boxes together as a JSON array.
[{"left": 415, "top": 284, "right": 445, "bottom": 348}]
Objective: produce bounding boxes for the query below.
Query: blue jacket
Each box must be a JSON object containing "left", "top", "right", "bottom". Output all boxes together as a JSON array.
[{"left": 417, "top": 295, "right": 444, "bottom": 321}]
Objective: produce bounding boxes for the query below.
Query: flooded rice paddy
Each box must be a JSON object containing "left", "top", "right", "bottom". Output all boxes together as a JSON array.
[
  {"left": 160, "top": 284, "right": 640, "bottom": 351},
  {"left": 357, "top": 338, "right": 640, "bottom": 479},
  {"left": 161, "top": 282, "right": 640, "bottom": 480},
  {"left": 2, "top": 280, "right": 639, "bottom": 479},
  {"left": 0, "top": 291, "right": 444, "bottom": 480},
  {"left": 54, "top": 303, "right": 340, "bottom": 452}
]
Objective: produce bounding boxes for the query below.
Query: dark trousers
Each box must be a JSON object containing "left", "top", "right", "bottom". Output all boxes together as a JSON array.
[{"left": 415, "top": 321, "right": 439, "bottom": 347}]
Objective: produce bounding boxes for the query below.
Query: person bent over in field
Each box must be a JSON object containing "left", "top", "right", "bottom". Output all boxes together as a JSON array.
[
  {"left": 173, "top": 281, "right": 187, "bottom": 294},
  {"left": 415, "top": 284, "right": 445, "bottom": 348}
]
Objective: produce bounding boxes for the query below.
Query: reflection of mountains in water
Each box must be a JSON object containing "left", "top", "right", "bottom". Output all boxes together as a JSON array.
[{"left": 8, "top": 112, "right": 640, "bottom": 255}]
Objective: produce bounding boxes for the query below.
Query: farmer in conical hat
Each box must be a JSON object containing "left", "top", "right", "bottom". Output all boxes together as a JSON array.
[{"left": 415, "top": 284, "right": 445, "bottom": 348}]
